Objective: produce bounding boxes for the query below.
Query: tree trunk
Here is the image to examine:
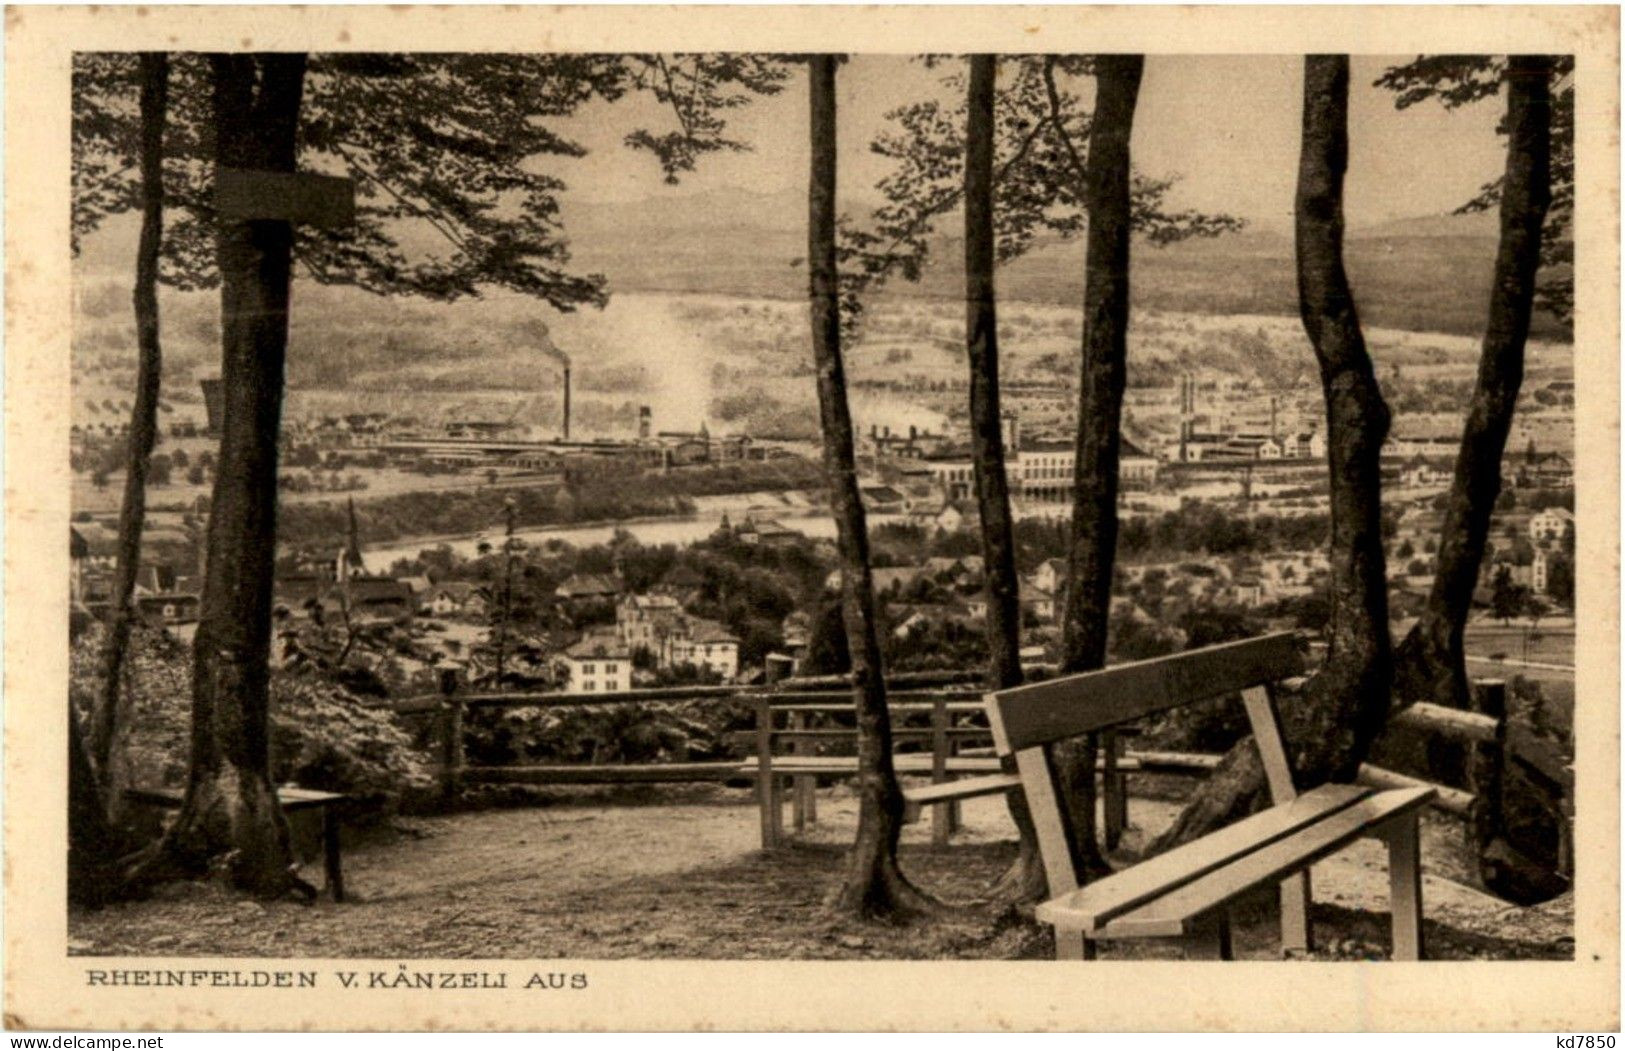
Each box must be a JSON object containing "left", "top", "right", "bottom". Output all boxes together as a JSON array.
[
  {"left": 808, "top": 55, "right": 934, "bottom": 920},
  {"left": 1394, "top": 57, "right": 1554, "bottom": 710},
  {"left": 1392, "top": 58, "right": 1557, "bottom": 899},
  {"left": 90, "top": 51, "right": 169, "bottom": 824},
  {"left": 1046, "top": 54, "right": 1147, "bottom": 883},
  {"left": 69, "top": 705, "right": 122, "bottom": 907},
  {"left": 154, "top": 54, "right": 311, "bottom": 898},
  {"left": 1154, "top": 55, "right": 1393, "bottom": 849},
  {"left": 960, "top": 55, "right": 1046, "bottom": 904}
]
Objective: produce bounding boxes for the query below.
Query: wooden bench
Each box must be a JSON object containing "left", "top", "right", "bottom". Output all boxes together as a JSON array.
[
  {"left": 745, "top": 695, "right": 1131, "bottom": 849},
  {"left": 124, "top": 786, "right": 348, "bottom": 902},
  {"left": 985, "top": 632, "right": 1436, "bottom": 960}
]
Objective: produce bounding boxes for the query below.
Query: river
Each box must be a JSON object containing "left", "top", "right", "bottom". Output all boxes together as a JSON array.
[
  {"left": 361, "top": 488, "right": 1083, "bottom": 570},
  {"left": 363, "top": 491, "right": 840, "bottom": 569}
]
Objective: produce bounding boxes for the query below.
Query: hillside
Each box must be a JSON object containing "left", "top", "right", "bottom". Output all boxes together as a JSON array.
[
  {"left": 76, "top": 196, "right": 1571, "bottom": 344},
  {"left": 559, "top": 192, "right": 1565, "bottom": 341}
]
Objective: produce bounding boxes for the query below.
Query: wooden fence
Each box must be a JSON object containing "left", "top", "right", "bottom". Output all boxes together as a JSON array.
[
  {"left": 402, "top": 666, "right": 998, "bottom": 805},
  {"left": 402, "top": 667, "right": 1568, "bottom": 872}
]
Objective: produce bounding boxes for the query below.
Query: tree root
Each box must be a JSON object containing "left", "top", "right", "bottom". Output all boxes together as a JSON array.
[{"left": 1147, "top": 739, "right": 1267, "bottom": 857}]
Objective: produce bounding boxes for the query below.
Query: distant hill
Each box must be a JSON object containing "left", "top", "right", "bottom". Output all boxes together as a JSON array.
[
  {"left": 75, "top": 195, "right": 1569, "bottom": 342},
  {"left": 561, "top": 194, "right": 1565, "bottom": 341}
]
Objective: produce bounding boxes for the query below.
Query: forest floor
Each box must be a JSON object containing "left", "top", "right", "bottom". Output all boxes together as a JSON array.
[{"left": 70, "top": 784, "right": 1574, "bottom": 961}]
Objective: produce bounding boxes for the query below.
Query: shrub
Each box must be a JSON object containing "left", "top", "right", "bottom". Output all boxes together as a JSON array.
[
  {"left": 462, "top": 697, "right": 756, "bottom": 767},
  {"left": 70, "top": 623, "right": 433, "bottom": 816}
]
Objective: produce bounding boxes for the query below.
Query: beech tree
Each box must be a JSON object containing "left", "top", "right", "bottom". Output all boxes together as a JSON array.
[
  {"left": 840, "top": 56, "right": 1241, "bottom": 336},
  {"left": 1375, "top": 56, "right": 1573, "bottom": 324},
  {"left": 160, "top": 53, "right": 313, "bottom": 897},
  {"left": 74, "top": 54, "right": 787, "bottom": 298},
  {"left": 961, "top": 50, "right": 1030, "bottom": 859},
  {"left": 73, "top": 52, "right": 787, "bottom": 897},
  {"left": 1155, "top": 55, "right": 1394, "bottom": 848},
  {"left": 1054, "top": 53, "right": 1146, "bottom": 886},
  {"left": 87, "top": 52, "right": 169, "bottom": 826},
  {"left": 842, "top": 57, "right": 1240, "bottom": 898},
  {"left": 808, "top": 55, "right": 935, "bottom": 920},
  {"left": 1381, "top": 57, "right": 1556, "bottom": 714}
]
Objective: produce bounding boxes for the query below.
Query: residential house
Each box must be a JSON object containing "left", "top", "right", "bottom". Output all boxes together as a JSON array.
[
  {"left": 135, "top": 592, "right": 200, "bottom": 627},
  {"left": 1522, "top": 452, "right": 1574, "bottom": 488},
  {"left": 617, "top": 592, "right": 682, "bottom": 653},
  {"left": 1287, "top": 430, "right": 1327, "bottom": 460},
  {"left": 890, "top": 601, "right": 976, "bottom": 638},
  {"left": 340, "top": 578, "right": 415, "bottom": 623},
  {"left": 1033, "top": 558, "right": 1067, "bottom": 597},
  {"left": 734, "top": 515, "right": 804, "bottom": 547},
  {"left": 72, "top": 522, "right": 119, "bottom": 571},
  {"left": 1529, "top": 507, "right": 1575, "bottom": 543},
  {"left": 860, "top": 485, "right": 909, "bottom": 515},
  {"left": 659, "top": 615, "right": 740, "bottom": 681},
  {"left": 653, "top": 564, "right": 705, "bottom": 605},
  {"left": 559, "top": 633, "right": 631, "bottom": 694},
  {"left": 1229, "top": 578, "right": 1265, "bottom": 607},
  {"left": 781, "top": 610, "right": 811, "bottom": 656},
  {"left": 554, "top": 573, "right": 623, "bottom": 603},
  {"left": 424, "top": 582, "right": 488, "bottom": 618},
  {"left": 1532, "top": 547, "right": 1552, "bottom": 594},
  {"left": 1021, "top": 586, "right": 1056, "bottom": 622}
]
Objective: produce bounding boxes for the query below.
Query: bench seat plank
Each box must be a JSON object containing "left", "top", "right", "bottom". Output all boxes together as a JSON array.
[
  {"left": 736, "top": 755, "right": 1004, "bottom": 775},
  {"left": 1034, "top": 783, "right": 1372, "bottom": 933},
  {"left": 900, "top": 757, "right": 1143, "bottom": 817},
  {"left": 903, "top": 772, "right": 1023, "bottom": 806},
  {"left": 125, "top": 786, "right": 345, "bottom": 811},
  {"left": 1098, "top": 787, "right": 1435, "bottom": 939}
]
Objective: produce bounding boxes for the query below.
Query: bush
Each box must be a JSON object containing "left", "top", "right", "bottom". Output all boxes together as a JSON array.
[
  {"left": 70, "top": 623, "right": 433, "bottom": 816},
  {"left": 462, "top": 697, "right": 756, "bottom": 767}
]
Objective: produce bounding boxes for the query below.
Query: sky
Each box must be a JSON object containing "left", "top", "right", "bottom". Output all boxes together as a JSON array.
[{"left": 548, "top": 54, "right": 1508, "bottom": 233}]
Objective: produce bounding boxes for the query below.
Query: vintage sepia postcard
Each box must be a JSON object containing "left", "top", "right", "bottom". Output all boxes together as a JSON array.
[{"left": 4, "top": 3, "right": 1619, "bottom": 1033}]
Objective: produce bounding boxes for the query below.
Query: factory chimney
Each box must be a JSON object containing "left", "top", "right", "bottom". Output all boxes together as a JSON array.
[
  {"left": 1269, "top": 395, "right": 1278, "bottom": 440},
  {"left": 1178, "top": 373, "right": 1201, "bottom": 463},
  {"left": 531, "top": 324, "right": 572, "bottom": 441},
  {"left": 1183, "top": 373, "right": 1196, "bottom": 464},
  {"left": 639, "top": 406, "right": 651, "bottom": 441}
]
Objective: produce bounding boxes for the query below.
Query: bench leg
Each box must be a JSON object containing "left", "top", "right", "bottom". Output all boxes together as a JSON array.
[
  {"left": 1103, "top": 731, "right": 1126, "bottom": 851},
  {"left": 1185, "top": 912, "right": 1233, "bottom": 961},
  {"left": 1280, "top": 870, "right": 1312, "bottom": 955},
  {"left": 793, "top": 775, "right": 812, "bottom": 831},
  {"left": 772, "top": 775, "right": 786, "bottom": 844},
  {"left": 757, "top": 770, "right": 782, "bottom": 849},
  {"left": 1386, "top": 814, "right": 1424, "bottom": 961},
  {"left": 1054, "top": 928, "right": 1093, "bottom": 961},
  {"left": 322, "top": 805, "right": 345, "bottom": 904},
  {"left": 932, "top": 781, "right": 952, "bottom": 847}
]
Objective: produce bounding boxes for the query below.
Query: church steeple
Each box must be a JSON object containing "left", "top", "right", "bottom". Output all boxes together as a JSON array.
[{"left": 339, "top": 496, "right": 365, "bottom": 581}]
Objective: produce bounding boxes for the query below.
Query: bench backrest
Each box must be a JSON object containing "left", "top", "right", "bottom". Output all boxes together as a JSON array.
[{"left": 984, "top": 632, "right": 1306, "bottom": 900}]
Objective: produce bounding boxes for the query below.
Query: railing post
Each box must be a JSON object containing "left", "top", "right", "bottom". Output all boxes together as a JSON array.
[
  {"left": 1103, "top": 728, "right": 1126, "bottom": 850},
  {"left": 1467, "top": 679, "right": 1507, "bottom": 855},
  {"left": 438, "top": 665, "right": 464, "bottom": 804},
  {"left": 790, "top": 709, "right": 812, "bottom": 831},
  {"left": 1558, "top": 780, "right": 1574, "bottom": 879},
  {"left": 755, "top": 694, "right": 779, "bottom": 849},
  {"left": 931, "top": 694, "right": 951, "bottom": 846}
]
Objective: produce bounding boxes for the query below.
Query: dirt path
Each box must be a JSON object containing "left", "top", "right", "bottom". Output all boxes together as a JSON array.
[{"left": 70, "top": 785, "right": 1572, "bottom": 960}]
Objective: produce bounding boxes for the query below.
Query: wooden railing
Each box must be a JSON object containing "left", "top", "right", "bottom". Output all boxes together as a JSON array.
[
  {"left": 401, "top": 663, "right": 1568, "bottom": 875},
  {"left": 402, "top": 666, "right": 1002, "bottom": 805}
]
